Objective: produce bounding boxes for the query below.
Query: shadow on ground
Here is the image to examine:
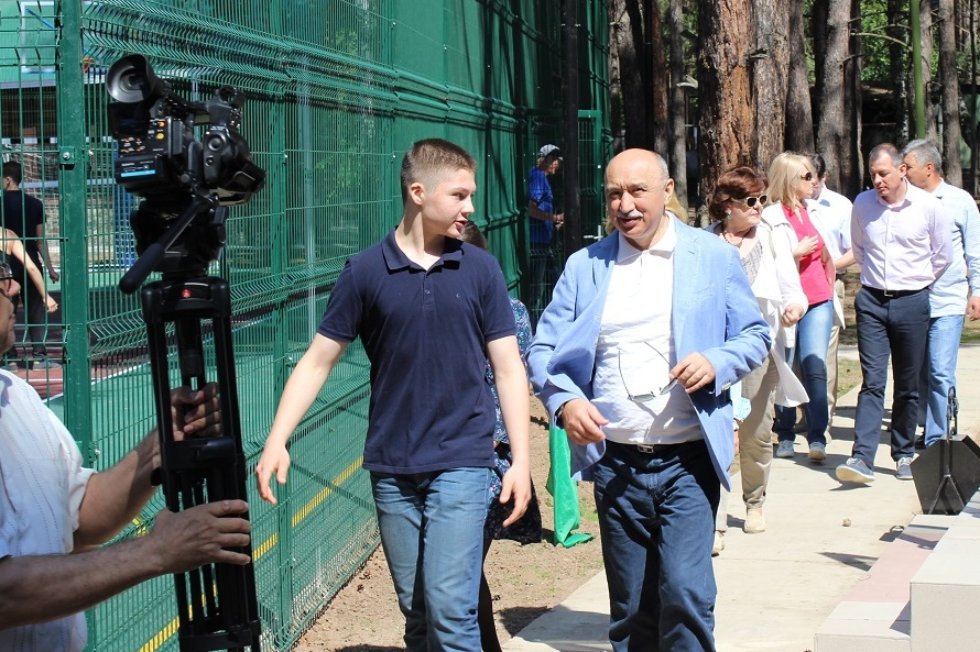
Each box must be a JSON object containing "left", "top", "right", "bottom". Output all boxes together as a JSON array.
[{"left": 500, "top": 606, "right": 550, "bottom": 635}]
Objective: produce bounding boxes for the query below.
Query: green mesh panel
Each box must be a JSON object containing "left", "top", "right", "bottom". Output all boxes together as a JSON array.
[{"left": 0, "top": 0, "right": 609, "bottom": 648}]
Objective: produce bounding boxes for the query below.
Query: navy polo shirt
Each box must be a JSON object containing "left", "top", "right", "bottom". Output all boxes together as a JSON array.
[{"left": 318, "top": 231, "right": 517, "bottom": 474}]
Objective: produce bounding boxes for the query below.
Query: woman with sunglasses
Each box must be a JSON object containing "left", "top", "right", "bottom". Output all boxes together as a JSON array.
[
  {"left": 0, "top": 228, "right": 57, "bottom": 313},
  {"left": 763, "top": 152, "right": 835, "bottom": 463},
  {"left": 706, "top": 166, "right": 807, "bottom": 550}
]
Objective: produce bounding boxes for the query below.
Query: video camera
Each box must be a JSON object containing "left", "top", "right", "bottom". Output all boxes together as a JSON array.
[
  {"left": 106, "top": 54, "right": 265, "bottom": 290},
  {"left": 105, "top": 55, "right": 264, "bottom": 651}
]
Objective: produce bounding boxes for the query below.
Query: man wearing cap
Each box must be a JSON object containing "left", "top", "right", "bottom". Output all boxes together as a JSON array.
[{"left": 526, "top": 144, "right": 564, "bottom": 326}]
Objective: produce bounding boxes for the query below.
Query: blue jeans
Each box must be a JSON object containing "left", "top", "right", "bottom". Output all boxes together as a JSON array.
[
  {"left": 593, "top": 440, "right": 719, "bottom": 652},
  {"left": 371, "top": 467, "right": 490, "bottom": 652},
  {"left": 852, "top": 287, "right": 929, "bottom": 466},
  {"left": 920, "top": 314, "right": 964, "bottom": 445},
  {"left": 775, "top": 299, "right": 834, "bottom": 445}
]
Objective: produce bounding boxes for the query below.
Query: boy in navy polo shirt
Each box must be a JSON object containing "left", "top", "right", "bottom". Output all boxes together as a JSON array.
[{"left": 256, "top": 138, "right": 532, "bottom": 651}]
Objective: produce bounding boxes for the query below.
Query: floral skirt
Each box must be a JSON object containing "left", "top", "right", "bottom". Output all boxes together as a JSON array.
[{"left": 486, "top": 442, "right": 543, "bottom": 544}]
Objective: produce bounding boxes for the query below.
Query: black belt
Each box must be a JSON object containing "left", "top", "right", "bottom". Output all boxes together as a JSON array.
[
  {"left": 607, "top": 440, "right": 691, "bottom": 455},
  {"left": 861, "top": 285, "right": 926, "bottom": 299}
]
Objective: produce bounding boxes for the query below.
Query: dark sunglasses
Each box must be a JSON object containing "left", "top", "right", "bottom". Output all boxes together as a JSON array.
[
  {"left": 799, "top": 171, "right": 814, "bottom": 181},
  {"left": 733, "top": 194, "right": 768, "bottom": 208}
]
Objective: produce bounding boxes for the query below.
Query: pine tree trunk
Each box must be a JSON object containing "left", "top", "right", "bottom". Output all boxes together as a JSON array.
[
  {"left": 649, "top": 0, "right": 670, "bottom": 155},
  {"left": 697, "top": 0, "right": 753, "bottom": 222},
  {"left": 919, "top": 0, "right": 939, "bottom": 142},
  {"left": 751, "top": 0, "right": 789, "bottom": 169},
  {"left": 888, "top": 0, "right": 911, "bottom": 142},
  {"left": 842, "top": 0, "right": 863, "bottom": 198},
  {"left": 815, "top": 0, "right": 850, "bottom": 192},
  {"left": 938, "top": 0, "right": 963, "bottom": 185},
  {"left": 668, "top": 0, "right": 689, "bottom": 209},
  {"left": 785, "top": 0, "right": 815, "bottom": 153}
]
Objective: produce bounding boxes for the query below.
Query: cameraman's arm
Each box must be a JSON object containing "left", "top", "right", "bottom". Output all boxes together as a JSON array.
[
  {"left": 0, "top": 500, "right": 250, "bottom": 630},
  {"left": 75, "top": 384, "right": 221, "bottom": 549}
]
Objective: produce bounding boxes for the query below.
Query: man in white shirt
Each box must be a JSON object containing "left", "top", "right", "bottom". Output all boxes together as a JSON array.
[
  {"left": 528, "top": 149, "right": 769, "bottom": 650},
  {"left": 806, "top": 154, "right": 855, "bottom": 439},
  {"left": 838, "top": 143, "right": 953, "bottom": 485},
  {"left": 0, "top": 264, "right": 252, "bottom": 652},
  {"left": 901, "top": 139, "right": 980, "bottom": 447}
]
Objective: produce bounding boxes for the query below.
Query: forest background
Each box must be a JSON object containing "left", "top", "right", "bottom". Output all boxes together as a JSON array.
[{"left": 605, "top": 0, "right": 980, "bottom": 220}]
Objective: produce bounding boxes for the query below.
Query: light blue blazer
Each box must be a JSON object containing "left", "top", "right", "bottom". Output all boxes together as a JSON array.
[{"left": 527, "top": 219, "right": 771, "bottom": 491}]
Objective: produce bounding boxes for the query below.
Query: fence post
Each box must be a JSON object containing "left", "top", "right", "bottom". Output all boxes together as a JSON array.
[{"left": 55, "top": 2, "right": 92, "bottom": 454}]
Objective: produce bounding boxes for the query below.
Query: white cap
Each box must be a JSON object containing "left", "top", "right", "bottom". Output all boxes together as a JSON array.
[{"left": 538, "top": 144, "right": 561, "bottom": 159}]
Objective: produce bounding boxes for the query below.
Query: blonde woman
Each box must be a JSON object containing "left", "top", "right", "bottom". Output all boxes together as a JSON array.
[
  {"left": 762, "top": 153, "right": 835, "bottom": 462},
  {"left": 707, "top": 166, "right": 807, "bottom": 544},
  {"left": 1, "top": 228, "right": 57, "bottom": 313}
]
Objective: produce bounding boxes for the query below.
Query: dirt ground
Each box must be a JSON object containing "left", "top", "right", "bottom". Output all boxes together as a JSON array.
[{"left": 294, "top": 395, "right": 604, "bottom": 651}]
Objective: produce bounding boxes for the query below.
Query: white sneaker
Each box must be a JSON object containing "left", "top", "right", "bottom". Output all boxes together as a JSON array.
[
  {"left": 775, "top": 440, "right": 795, "bottom": 458},
  {"left": 744, "top": 508, "right": 766, "bottom": 533},
  {"left": 712, "top": 530, "right": 725, "bottom": 557},
  {"left": 808, "top": 442, "right": 827, "bottom": 463}
]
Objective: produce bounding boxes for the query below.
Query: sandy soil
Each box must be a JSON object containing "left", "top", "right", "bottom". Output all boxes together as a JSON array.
[{"left": 294, "top": 395, "right": 605, "bottom": 651}]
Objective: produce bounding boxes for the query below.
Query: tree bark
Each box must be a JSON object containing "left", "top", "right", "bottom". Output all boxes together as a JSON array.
[
  {"left": 842, "top": 0, "right": 863, "bottom": 197},
  {"left": 668, "top": 0, "right": 689, "bottom": 208},
  {"left": 750, "top": 0, "right": 789, "bottom": 169},
  {"left": 938, "top": 0, "right": 963, "bottom": 185},
  {"left": 697, "top": 0, "right": 753, "bottom": 223},
  {"left": 785, "top": 0, "right": 814, "bottom": 153},
  {"left": 614, "top": 1, "right": 651, "bottom": 148},
  {"left": 919, "top": 0, "right": 939, "bottom": 143},
  {"left": 811, "top": 0, "right": 828, "bottom": 128},
  {"left": 608, "top": 0, "right": 626, "bottom": 151},
  {"left": 815, "top": 0, "right": 849, "bottom": 192},
  {"left": 649, "top": 0, "right": 670, "bottom": 155},
  {"left": 887, "top": 0, "right": 910, "bottom": 142}
]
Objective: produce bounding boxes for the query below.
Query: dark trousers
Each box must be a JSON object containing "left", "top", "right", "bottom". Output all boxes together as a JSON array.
[
  {"left": 14, "top": 272, "right": 48, "bottom": 357},
  {"left": 528, "top": 243, "right": 554, "bottom": 328},
  {"left": 593, "top": 440, "right": 719, "bottom": 652},
  {"left": 852, "top": 287, "right": 929, "bottom": 466}
]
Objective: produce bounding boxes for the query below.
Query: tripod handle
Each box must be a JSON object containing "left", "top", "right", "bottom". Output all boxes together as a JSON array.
[{"left": 119, "top": 242, "right": 166, "bottom": 294}]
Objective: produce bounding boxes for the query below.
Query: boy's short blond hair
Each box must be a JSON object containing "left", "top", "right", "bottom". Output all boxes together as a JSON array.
[{"left": 400, "top": 139, "right": 476, "bottom": 204}]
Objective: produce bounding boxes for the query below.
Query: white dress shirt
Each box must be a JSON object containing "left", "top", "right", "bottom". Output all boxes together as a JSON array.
[
  {"left": 592, "top": 220, "right": 701, "bottom": 445},
  {"left": 928, "top": 180, "right": 980, "bottom": 317},
  {"left": 807, "top": 186, "right": 853, "bottom": 263},
  {"left": 851, "top": 180, "right": 953, "bottom": 291},
  {"left": 0, "top": 370, "right": 94, "bottom": 652}
]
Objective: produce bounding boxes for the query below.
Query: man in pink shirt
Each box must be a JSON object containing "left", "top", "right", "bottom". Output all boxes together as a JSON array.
[{"left": 837, "top": 143, "right": 953, "bottom": 484}]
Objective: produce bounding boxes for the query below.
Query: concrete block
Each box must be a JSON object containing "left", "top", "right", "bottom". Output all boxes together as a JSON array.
[
  {"left": 815, "top": 601, "right": 910, "bottom": 652},
  {"left": 911, "top": 583, "right": 980, "bottom": 652}
]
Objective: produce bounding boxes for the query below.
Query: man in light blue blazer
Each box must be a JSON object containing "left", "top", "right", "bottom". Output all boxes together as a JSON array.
[{"left": 527, "top": 149, "right": 769, "bottom": 651}]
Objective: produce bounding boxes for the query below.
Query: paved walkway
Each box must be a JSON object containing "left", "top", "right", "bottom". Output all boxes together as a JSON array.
[{"left": 503, "top": 344, "right": 980, "bottom": 651}]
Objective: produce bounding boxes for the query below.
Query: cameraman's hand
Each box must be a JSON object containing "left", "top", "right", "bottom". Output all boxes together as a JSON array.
[
  {"left": 172, "top": 383, "right": 222, "bottom": 441},
  {"left": 146, "top": 500, "right": 252, "bottom": 573},
  {"left": 256, "top": 442, "right": 291, "bottom": 505}
]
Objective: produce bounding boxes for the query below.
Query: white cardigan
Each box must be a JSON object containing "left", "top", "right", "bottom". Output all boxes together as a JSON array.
[
  {"left": 762, "top": 201, "right": 845, "bottom": 326},
  {"left": 711, "top": 219, "right": 808, "bottom": 407}
]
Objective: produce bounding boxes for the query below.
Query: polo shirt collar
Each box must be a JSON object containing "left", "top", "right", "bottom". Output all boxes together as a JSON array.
[
  {"left": 380, "top": 230, "right": 464, "bottom": 272},
  {"left": 615, "top": 214, "right": 677, "bottom": 263}
]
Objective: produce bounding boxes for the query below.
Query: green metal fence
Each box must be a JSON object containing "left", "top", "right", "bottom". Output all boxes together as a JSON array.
[{"left": 0, "top": 1, "right": 609, "bottom": 649}]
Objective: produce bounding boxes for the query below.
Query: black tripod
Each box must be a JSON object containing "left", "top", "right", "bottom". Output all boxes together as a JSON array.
[
  {"left": 923, "top": 386, "right": 963, "bottom": 515},
  {"left": 123, "top": 196, "right": 262, "bottom": 651}
]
